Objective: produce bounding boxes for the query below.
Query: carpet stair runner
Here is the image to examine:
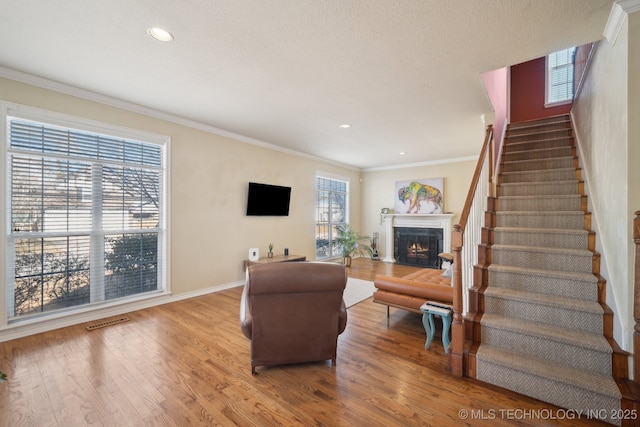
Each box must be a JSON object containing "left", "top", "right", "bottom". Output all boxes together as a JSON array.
[{"left": 473, "top": 114, "right": 623, "bottom": 425}]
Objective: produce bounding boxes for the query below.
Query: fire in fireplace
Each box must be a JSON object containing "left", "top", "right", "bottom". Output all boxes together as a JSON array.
[{"left": 394, "top": 227, "right": 443, "bottom": 268}]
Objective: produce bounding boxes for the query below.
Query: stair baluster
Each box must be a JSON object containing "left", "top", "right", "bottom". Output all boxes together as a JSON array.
[
  {"left": 634, "top": 211, "right": 640, "bottom": 381},
  {"left": 450, "top": 125, "right": 494, "bottom": 376}
]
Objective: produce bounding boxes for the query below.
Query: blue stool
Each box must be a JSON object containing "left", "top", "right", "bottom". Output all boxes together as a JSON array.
[{"left": 420, "top": 302, "right": 453, "bottom": 354}]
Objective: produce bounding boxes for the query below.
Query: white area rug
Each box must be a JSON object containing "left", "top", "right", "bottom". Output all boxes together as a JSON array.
[{"left": 343, "top": 278, "right": 376, "bottom": 308}]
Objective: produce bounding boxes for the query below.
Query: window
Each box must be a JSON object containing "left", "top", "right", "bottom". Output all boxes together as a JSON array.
[
  {"left": 4, "top": 105, "right": 167, "bottom": 322},
  {"left": 315, "top": 175, "right": 348, "bottom": 259},
  {"left": 546, "top": 47, "right": 576, "bottom": 106}
]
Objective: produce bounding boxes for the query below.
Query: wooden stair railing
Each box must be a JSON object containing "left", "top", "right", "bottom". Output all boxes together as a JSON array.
[
  {"left": 450, "top": 125, "right": 494, "bottom": 376},
  {"left": 634, "top": 210, "right": 640, "bottom": 381},
  {"left": 619, "top": 210, "right": 640, "bottom": 425}
]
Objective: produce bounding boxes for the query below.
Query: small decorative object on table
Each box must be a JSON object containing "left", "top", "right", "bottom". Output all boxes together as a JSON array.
[
  {"left": 379, "top": 207, "right": 391, "bottom": 225},
  {"left": 248, "top": 247, "right": 260, "bottom": 261},
  {"left": 268, "top": 243, "right": 274, "bottom": 258}
]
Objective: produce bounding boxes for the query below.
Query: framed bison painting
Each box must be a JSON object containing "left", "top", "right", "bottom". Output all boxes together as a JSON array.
[{"left": 395, "top": 178, "right": 444, "bottom": 214}]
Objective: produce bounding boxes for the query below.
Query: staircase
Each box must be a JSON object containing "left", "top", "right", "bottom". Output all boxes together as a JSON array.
[{"left": 469, "top": 115, "right": 626, "bottom": 425}]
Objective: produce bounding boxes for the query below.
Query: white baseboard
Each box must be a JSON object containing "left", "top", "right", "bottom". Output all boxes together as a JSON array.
[{"left": 0, "top": 280, "right": 244, "bottom": 343}]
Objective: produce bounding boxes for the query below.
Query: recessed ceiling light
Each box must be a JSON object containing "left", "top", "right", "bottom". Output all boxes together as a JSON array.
[
  {"left": 399, "top": 151, "right": 407, "bottom": 155},
  {"left": 339, "top": 124, "right": 351, "bottom": 129},
  {"left": 147, "top": 27, "right": 174, "bottom": 42}
]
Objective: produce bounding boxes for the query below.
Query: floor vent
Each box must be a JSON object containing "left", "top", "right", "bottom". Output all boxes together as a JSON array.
[{"left": 86, "top": 316, "right": 129, "bottom": 331}]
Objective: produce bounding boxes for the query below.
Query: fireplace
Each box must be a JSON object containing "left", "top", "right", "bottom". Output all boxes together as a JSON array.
[
  {"left": 381, "top": 213, "right": 453, "bottom": 265},
  {"left": 394, "top": 227, "right": 443, "bottom": 268}
]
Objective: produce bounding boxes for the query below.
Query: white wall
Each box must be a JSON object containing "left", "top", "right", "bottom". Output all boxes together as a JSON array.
[
  {"left": 0, "top": 77, "right": 363, "bottom": 299},
  {"left": 360, "top": 159, "right": 477, "bottom": 259},
  {"left": 571, "top": 15, "right": 633, "bottom": 351},
  {"left": 629, "top": 13, "right": 640, "bottom": 294}
]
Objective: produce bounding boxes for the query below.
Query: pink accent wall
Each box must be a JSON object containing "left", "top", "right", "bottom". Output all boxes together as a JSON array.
[
  {"left": 510, "top": 57, "right": 571, "bottom": 123},
  {"left": 481, "top": 67, "right": 509, "bottom": 161}
]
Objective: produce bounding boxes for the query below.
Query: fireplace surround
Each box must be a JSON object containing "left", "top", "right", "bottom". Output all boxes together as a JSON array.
[{"left": 381, "top": 214, "right": 454, "bottom": 264}]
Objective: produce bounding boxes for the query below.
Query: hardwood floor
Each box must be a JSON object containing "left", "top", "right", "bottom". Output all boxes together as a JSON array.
[
  {"left": 0, "top": 259, "right": 611, "bottom": 426},
  {"left": 344, "top": 257, "right": 425, "bottom": 281}
]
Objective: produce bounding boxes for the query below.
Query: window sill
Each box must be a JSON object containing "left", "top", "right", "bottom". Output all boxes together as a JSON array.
[{"left": 545, "top": 99, "right": 573, "bottom": 108}]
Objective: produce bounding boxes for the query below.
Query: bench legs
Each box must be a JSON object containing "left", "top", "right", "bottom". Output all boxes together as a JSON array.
[{"left": 421, "top": 310, "right": 452, "bottom": 354}]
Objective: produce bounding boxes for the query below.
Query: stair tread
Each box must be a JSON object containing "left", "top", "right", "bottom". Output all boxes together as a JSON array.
[
  {"left": 494, "top": 211, "right": 588, "bottom": 230},
  {"left": 499, "top": 180, "right": 578, "bottom": 187},
  {"left": 501, "top": 166, "right": 576, "bottom": 175},
  {"left": 496, "top": 210, "right": 587, "bottom": 218},
  {"left": 509, "top": 115, "right": 569, "bottom": 127},
  {"left": 504, "top": 140, "right": 573, "bottom": 150},
  {"left": 499, "top": 194, "right": 581, "bottom": 200},
  {"left": 508, "top": 122, "right": 570, "bottom": 130},
  {"left": 504, "top": 146, "right": 572, "bottom": 156},
  {"left": 499, "top": 172, "right": 578, "bottom": 183},
  {"left": 488, "top": 264, "right": 597, "bottom": 283},
  {"left": 494, "top": 226, "right": 589, "bottom": 236},
  {"left": 484, "top": 287, "right": 602, "bottom": 313},
  {"left": 492, "top": 244, "right": 592, "bottom": 256},
  {"left": 506, "top": 129, "right": 571, "bottom": 139},
  {"left": 480, "top": 313, "right": 612, "bottom": 353},
  {"left": 506, "top": 129, "right": 571, "bottom": 136},
  {"left": 503, "top": 155, "right": 574, "bottom": 164},
  {"left": 476, "top": 344, "right": 621, "bottom": 398}
]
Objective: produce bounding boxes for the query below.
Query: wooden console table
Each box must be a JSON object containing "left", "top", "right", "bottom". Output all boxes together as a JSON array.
[{"left": 244, "top": 254, "right": 306, "bottom": 270}]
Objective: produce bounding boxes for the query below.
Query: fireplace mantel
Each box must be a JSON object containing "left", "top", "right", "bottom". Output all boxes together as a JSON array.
[{"left": 381, "top": 214, "right": 454, "bottom": 263}]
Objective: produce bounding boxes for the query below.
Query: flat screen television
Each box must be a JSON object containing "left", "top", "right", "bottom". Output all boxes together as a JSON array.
[{"left": 246, "top": 182, "right": 291, "bottom": 216}]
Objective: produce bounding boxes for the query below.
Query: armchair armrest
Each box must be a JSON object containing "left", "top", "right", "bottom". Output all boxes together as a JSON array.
[
  {"left": 338, "top": 300, "right": 347, "bottom": 334},
  {"left": 240, "top": 277, "right": 252, "bottom": 339}
]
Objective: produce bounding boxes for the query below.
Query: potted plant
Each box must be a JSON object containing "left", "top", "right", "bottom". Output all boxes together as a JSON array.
[
  {"left": 268, "top": 243, "right": 274, "bottom": 258},
  {"left": 332, "top": 224, "right": 373, "bottom": 267}
]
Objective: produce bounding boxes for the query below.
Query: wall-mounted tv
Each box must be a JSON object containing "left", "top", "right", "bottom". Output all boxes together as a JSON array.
[{"left": 246, "top": 182, "right": 291, "bottom": 216}]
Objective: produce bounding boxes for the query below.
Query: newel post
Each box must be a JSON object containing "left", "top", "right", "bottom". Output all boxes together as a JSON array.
[
  {"left": 634, "top": 211, "right": 640, "bottom": 380},
  {"left": 450, "top": 224, "right": 464, "bottom": 376}
]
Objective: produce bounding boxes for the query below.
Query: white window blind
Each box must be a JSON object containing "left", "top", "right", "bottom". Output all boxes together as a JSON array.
[
  {"left": 547, "top": 47, "right": 576, "bottom": 105},
  {"left": 6, "top": 112, "right": 166, "bottom": 320}
]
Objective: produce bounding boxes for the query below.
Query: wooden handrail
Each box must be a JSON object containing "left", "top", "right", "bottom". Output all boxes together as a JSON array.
[
  {"left": 634, "top": 211, "right": 640, "bottom": 380},
  {"left": 449, "top": 125, "right": 494, "bottom": 377},
  {"left": 458, "top": 125, "right": 494, "bottom": 229}
]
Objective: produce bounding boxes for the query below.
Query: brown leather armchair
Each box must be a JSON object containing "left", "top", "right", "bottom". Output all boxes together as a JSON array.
[{"left": 240, "top": 262, "right": 348, "bottom": 374}]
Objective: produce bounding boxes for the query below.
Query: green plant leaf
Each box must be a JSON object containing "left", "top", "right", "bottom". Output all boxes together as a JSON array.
[{"left": 331, "top": 224, "right": 373, "bottom": 259}]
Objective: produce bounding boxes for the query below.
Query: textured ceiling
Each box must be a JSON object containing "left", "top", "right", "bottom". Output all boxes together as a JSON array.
[{"left": 0, "top": 0, "right": 615, "bottom": 169}]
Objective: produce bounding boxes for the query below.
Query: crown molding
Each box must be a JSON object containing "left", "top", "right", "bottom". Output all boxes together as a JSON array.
[
  {"left": 0, "top": 66, "right": 478, "bottom": 173},
  {"left": 0, "top": 66, "right": 359, "bottom": 171},
  {"left": 363, "top": 155, "right": 479, "bottom": 172},
  {"left": 604, "top": 0, "right": 640, "bottom": 44}
]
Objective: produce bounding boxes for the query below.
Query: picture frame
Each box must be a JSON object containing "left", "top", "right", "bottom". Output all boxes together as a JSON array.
[{"left": 395, "top": 178, "right": 444, "bottom": 214}]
